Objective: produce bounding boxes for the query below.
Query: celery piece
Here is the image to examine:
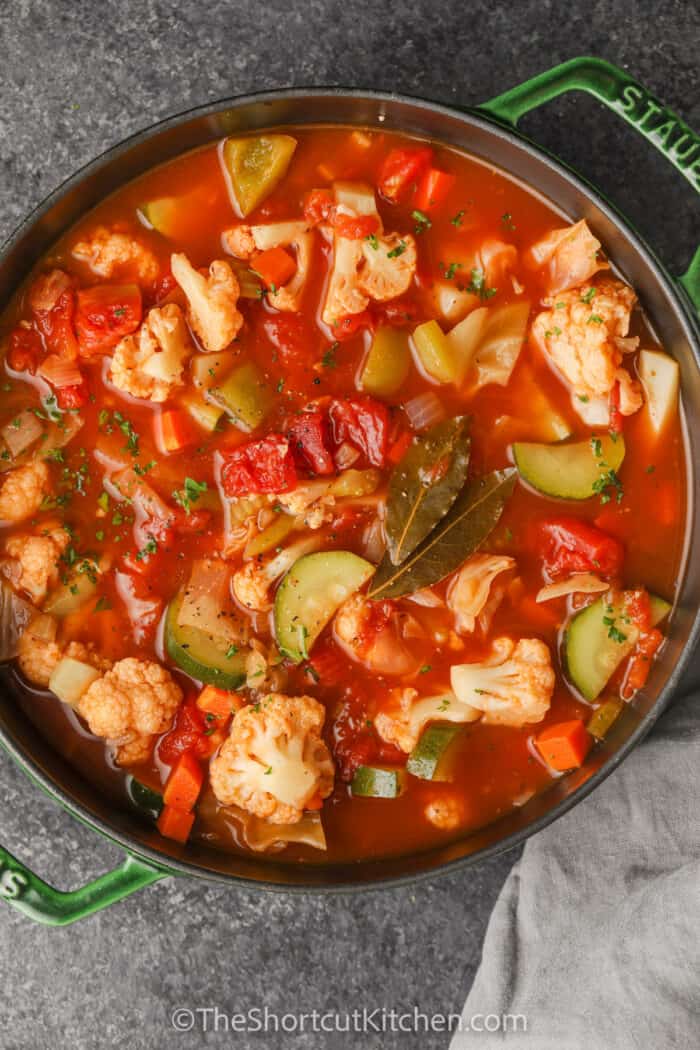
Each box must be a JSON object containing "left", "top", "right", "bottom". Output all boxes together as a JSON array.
[
  {"left": 181, "top": 395, "right": 224, "bottom": 433},
  {"left": 587, "top": 698, "right": 624, "bottom": 741},
  {"left": 244, "top": 513, "right": 296, "bottom": 560},
  {"left": 49, "top": 658, "right": 101, "bottom": 707},
  {"left": 360, "top": 326, "right": 411, "bottom": 397}
]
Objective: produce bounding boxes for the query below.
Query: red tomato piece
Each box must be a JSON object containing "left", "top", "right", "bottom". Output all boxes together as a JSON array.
[
  {"left": 56, "top": 380, "right": 90, "bottom": 409},
  {"left": 538, "top": 517, "right": 625, "bottom": 578},
  {"left": 7, "top": 327, "right": 42, "bottom": 374},
  {"left": 333, "top": 310, "right": 374, "bottom": 341},
  {"left": 413, "top": 167, "right": 456, "bottom": 211},
  {"left": 262, "top": 313, "right": 316, "bottom": 366},
  {"left": 221, "top": 433, "right": 298, "bottom": 497},
  {"left": 303, "top": 188, "right": 334, "bottom": 225},
  {"left": 332, "top": 214, "right": 380, "bottom": 240},
  {"left": 74, "top": 283, "right": 142, "bottom": 356},
  {"left": 328, "top": 397, "right": 389, "bottom": 467},
  {"left": 372, "top": 298, "right": 420, "bottom": 328},
  {"left": 377, "top": 146, "right": 433, "bottom": 202},
  {"left": 158, "top": 699, "right": 210, "bottom": 764},
  {"left": 287, "top": 410, "right": 335, "bottom": 475}
]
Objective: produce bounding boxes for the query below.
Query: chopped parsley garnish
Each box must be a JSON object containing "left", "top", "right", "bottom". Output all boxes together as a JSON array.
[
  {"left": 98, "top": 409, "right": 110, "bottom": 427},
  {"left": 95, "top": 596, "right": 112, "bottom": 612},
  {"left": 95, "top": 530, "right": 105, "bottom": 542},
  {"left": 322, "top": 342, "right": 339, "bottom": 369},
  {"left": 544, "top": 326, "right": 562, "bottom": 338},
  {"left": 135, "top": 536, "right": 158, "bottom": 561},
  {"left": 578, "top": 394, "right": 590, "bottom": 403},
  {"left": 646, "top": 464, "right": 656, "bottom": 474},
  {"left": 419, "top": 664, "right": 432, "bottom": 674},
  {"left": 412, "top": 209, "right": 432, "bottom": 234},
  {"left": 466, "top": 267, "right": 497, "bottom": 300},
  {"left": 113, "top": 411, "right": 139, "bottom": 455},
  {"left": 113, "top": 307, "right": 126, "bottom": 318},
  {"left": 580, "top": 287, "right": 596, "bottom": 304},
  {"left": 603, "top": 607, "right": 627, "bottom": 643},
  {"left": 437, "top": 697, "right": 451, "bottom": 711},
  {"left": 45, "top": 448, "right": 65, "bottom": 462},
  {"left": 365, "top": 232, "right": 379, "bottom": 250},
  {"left": 225, "top": 644, "right": 239, "bottom": 659},
  {"left": 593, "top": 468, "right": 624, "bottom": 505},
  {"left": 172, "top": 477, "right": 208, "bottom": 515},
  {"left": 501, "top": 211, "right": 516, "bottom": 230},
  {"left": 276, "top": 378, "right": 285, "bottom": 393},
  {"left": 387, "top": 240, "right": 408, "bottom": 259},
  {"left": 587, "top": 314, "right": 604, "bottom": 325},
  {"left": 42, "top": 395, "right": 62, "bottom": 422},
  {"left": 133, "top": 460, "right": 156, "bottom": 476},
  {"left": 450, "top": 210, "right": 465, "bottom": 227},
  {"left": 441, "top": 261, "right": 461, "bottom": 281}
]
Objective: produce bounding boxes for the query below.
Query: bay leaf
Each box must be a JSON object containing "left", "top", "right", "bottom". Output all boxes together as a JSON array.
[
  {"left": 368, "top": 468, "right": 517, "bottom": 599},
  {"left": 385, "top": 415, "right": 471, "bottom": 566}
]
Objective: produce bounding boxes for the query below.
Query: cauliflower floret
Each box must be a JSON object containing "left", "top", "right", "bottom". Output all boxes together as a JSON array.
[
  {"left": 375, "top": 686, "right": 481, "bottom": 753},
  {"left": 526, "top": 219, "right": 608, "bottom": 294},
  {"left": 232, "top": 538, "right": 318, "bottom": 612},
  {"left": 170, "top": 253, "right": 243, "bottom": 352},
  {"left": 532, "top": 277, "right": 643, "bottom": 413},
  {"left": 72, "top": 226, "right": 159, "bottom": 283},
  {"left": 322, "top": 231, "right": 417, "bottom": 325},
  {"left": 276, "top": 480, "right": 336, "bottom": 530},
  {"left": 4, "top": 526, "right": 69, "bottom": 604},
  {"left": 16, "top": 614, "right": 111, "bottom": 688},
  {"left": 450, "top": 636, "right": 555, "bottom": 728},
  {"left": 357, "top": 232, "right": 417, "bottom": 302},
  {"left": 447, "top": 554, "right": 516, "bottom": 634},
  {"left": 333, "top": 594, "right": 425, "bottom": 678},
  {"left": 224, "top": 222, "right": 314, "bottom": 313},
  {"left": 425, "top": 794, "right": 464, "bottom": 831},
  {"left": 0, "top": 461, "right": 51, "bottom": 524},
  {"left": 109, "top": 303, "right": 192, "bottom": 402},
  {"left": 209, "top": 693, "right": 334, "bottom": 824},
  {"left": 78, "top": 657, "right": 182, "bottom": 766}
]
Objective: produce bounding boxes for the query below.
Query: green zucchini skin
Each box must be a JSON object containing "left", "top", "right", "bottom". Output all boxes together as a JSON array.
[
  {"left": 164, "top": 594, "right": 247, "bottom": 689},
  {"left": 513, "top": 434, "right": 625, "bottom": 500},
  {"left": 350, "top": 765, "right": 405, "bottom": 798},
  {"left": 407, "top": 724, "right": 463, "bottom": 781}
]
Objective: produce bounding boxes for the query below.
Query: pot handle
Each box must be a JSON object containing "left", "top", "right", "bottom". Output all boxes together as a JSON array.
[
  {"left": 478, "top": 56, "right": 700, "bottom": 318},
  {"left": 0, "top": 840, "right": 168, "bottom": 926}
]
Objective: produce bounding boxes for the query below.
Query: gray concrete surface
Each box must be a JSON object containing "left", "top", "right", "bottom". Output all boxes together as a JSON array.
[{"left": 0, "top": 1, "right": 698, "bottom": 1047}]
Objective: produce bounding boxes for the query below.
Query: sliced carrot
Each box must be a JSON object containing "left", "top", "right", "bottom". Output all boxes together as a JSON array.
[
  {"left": 157, "top": 804, "right": 195, "bottom": 844},
  {"left": 154, "top": 408, "right": 197, "bottom": 453},
  {"left": 535, "top": 719, "right": 592, "bottom": 772},
  {"left": 196, "top": 685, "right": 242, "bottom": 719},
  {"left": 163, "top": 751, "right": 204, "bottom": 812},
  {"left": 414, "top": 168, "right": 456, "bottom": 211},
  {"left": 253, "top": 246, "right": 296, "bottom": 290}
]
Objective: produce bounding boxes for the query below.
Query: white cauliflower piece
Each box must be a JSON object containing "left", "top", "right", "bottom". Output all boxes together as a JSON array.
[
  {"left": 447, "top": 554, "right": 516, "bottom": 634},
  {"left": 0, "top": 461, "right": 51, "bottom": 523},
  {"left": 532, "top": 277, "right": 643, "bottom": 413},
  {"left": 109, "top": 303, "right": 192, "bottom": 402},
  {"left": 375, "top": 686, "right": 481, "bottom": 754},
  {"left": 276, "top": 480, "right": 337, "bottom": 529},
  {"left": 72, "top": 226, "right": 159, "bottom": 283},
  {"left": 170, "top": 253, "right": 243, "bottom": 352},
  {"left": 526, "top": 219, "right": 608, "bottom": 294},
  {"left": 425, "top": 795, "right": 464, "bottom": 830},
  {"left": 322, "top": 231, "right": 417, "bottom": 325},
  {"left": 78, "top": 657, "right": 182, "bottom": 766},
  {"left": 17, "top": 614, "right": 111, "bottom": 688},
  {"left": 224, "top": 222, "right": 313, "bottom": 313},
  {"left": 450, "top": 636, "right": 555, "bottom": 728},
  {"left": 333, "top": 594, "right": 425, "bottom": 678},
  {"left": 209, "top": 693, "right": 334, "bottom": 824},
  {"left": 4, "top": 526, "right": 69, "bottom": 604},
  {"left": 232, "top": 538, "right": 318, "bottom": 612}
]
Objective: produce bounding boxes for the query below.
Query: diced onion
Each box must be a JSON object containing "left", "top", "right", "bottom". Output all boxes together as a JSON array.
[
  {"left": 334, "top": 441, "right": 360, "bottom": 470},
  {"left": 536, "top": 573, "right": 608, "bottom": 603},
  {"left": 38, "top": 355, "right": 83, "bottom": 389},
  {"left": 406, "top": 587, "right": 444, "bottom": 608},
  {"left": 0, "top": 581, "right": 35, "bottom": 662},
  {"left": 1, "top": 410, "right": 43, "bottom": 458},
  {"left": 404, "top": 391, "right": 445, "bottom": 431},
  {"left": 361, "top": 517, "right": 386, "bottom": 563}
]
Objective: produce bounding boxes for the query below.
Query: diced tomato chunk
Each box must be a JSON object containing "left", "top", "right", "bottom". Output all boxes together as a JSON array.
[
  {"left": 29, "top": 271, "right": 79, "bottom": 360},
  {"left": 538, "top": 517, "right": 624, "bottom": 579},
  {"left": 377, "top": 146, "right": 433, "bottom": 202},
  {"left": 372, "top": 298, "right": 420, "bottom": 328},
  {"left": 329, "top": 397, "right": 389, "bottom": 467},
  {"left": 7, "top": 327, "right": 42, "bottom": 374},
  {"left": 221, "top": 433, "right": 298, "bottom": 497},
  {"left": 413, "top": 167, "right": 456, "bottom": 211},
  {"left": 74, "top": 283, "right": 142, "bottom": 356},
  {"left": 56, "top": 380, "right": 90, "bottom": 409},
  {"left": 333, "top": 310, "right": 374, "bottom": 341},
  {"left": 287, "top": 410, "right": 335, "bottom": 475},
  {"left": 303, "top": 188, "right": 334, "bottom": 225},
  {"left": 158, "top": 699, "right": 210, "bottom": 764},
  {"left": 332, "top": 214, "right": 380, "bottom": 240}
]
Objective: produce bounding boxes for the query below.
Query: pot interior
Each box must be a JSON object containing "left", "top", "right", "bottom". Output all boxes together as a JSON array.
[{"left": 1, "top": 92, "right": 698, "bottom": 888}]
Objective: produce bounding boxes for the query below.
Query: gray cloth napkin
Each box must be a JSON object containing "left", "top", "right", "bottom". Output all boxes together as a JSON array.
[{"left": 450, "top": 684, "right": 700, "bottom": 1050}]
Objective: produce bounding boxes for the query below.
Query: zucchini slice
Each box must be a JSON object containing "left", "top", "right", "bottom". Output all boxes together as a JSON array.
[
  {"left": 565, "top": 592, "right": 670, "bottom": 702},
  {"left": 406, "top": 724, "right": 463, "bottom": 781},
  {"left": 587, "top": 698, "right": 624, "bottom": 741},
  {"left": 127, "top": 776, "right": 164, "bottom": 819},
  {"left": 513, "top": 434, "right": 625, "bottom": 500},
  {"left": 208, "top": 361, "right": 272, "bottom": 432},
  {"left": 273, "top": 551, "right": 374, "bottom": 663},
  {"left": 351, "top": 765, "right": 405, "bottom": 798},
  {"left": 165, "top": 592, "right": 247, "bottom": 689}
]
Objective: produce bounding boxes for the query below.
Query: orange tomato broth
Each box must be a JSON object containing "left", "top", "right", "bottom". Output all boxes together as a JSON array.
[{"left": 0, "top": 125, "right": 686, "bottom": 864}]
